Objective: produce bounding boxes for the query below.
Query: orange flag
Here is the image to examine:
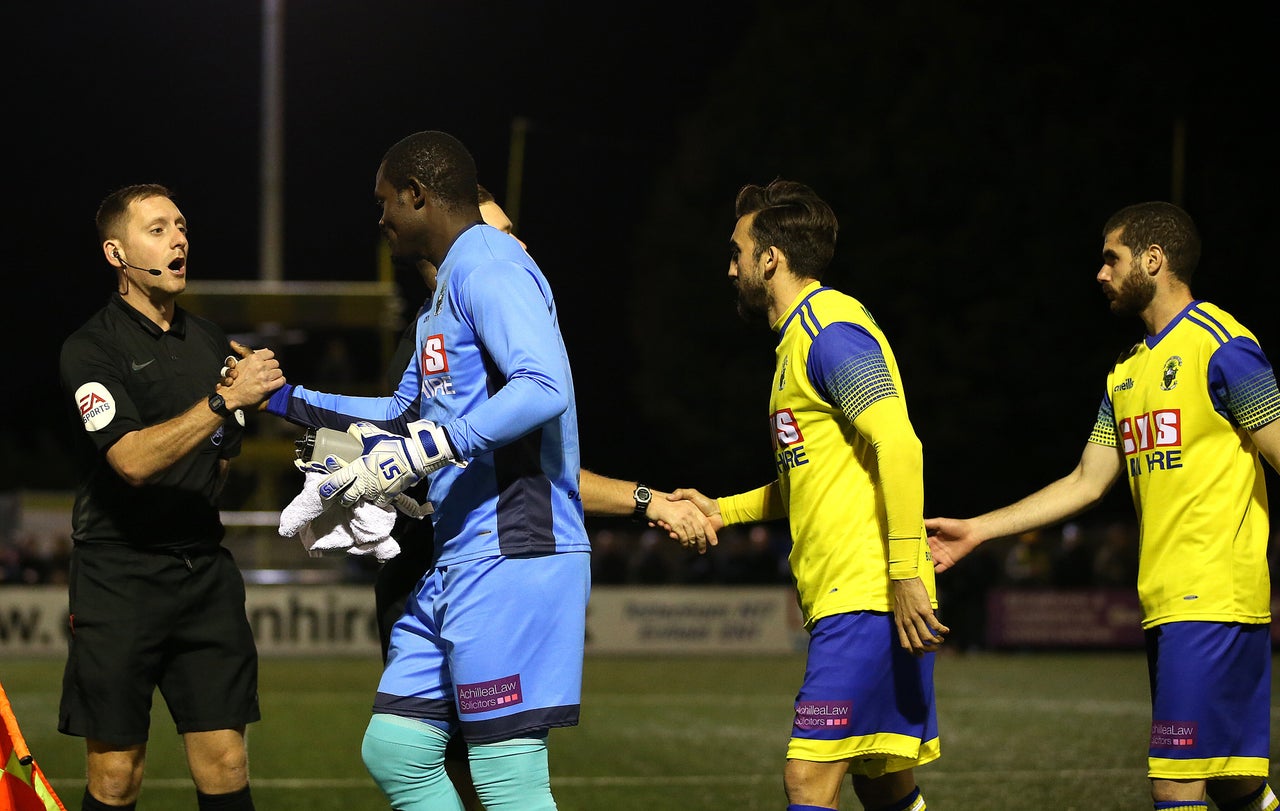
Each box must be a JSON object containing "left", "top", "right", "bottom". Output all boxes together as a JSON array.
[{"left": 0, "top": 680, "right": 67, "bottom": 811}]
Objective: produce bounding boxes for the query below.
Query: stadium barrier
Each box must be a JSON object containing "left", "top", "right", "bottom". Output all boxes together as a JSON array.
[
  {"left": 5, "top": 583, "right": 1277, "bottom": 657},
  {"left": 0, "top": 584, "right": 808, "bottom": 657}
]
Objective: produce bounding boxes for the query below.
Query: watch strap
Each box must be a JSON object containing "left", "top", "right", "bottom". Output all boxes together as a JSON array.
[
  {"left": 632, "top": 484, "right": 652, "bottom": 520},
  {"left": 208, "top": 393, "right": 230, "bottom": 417}
]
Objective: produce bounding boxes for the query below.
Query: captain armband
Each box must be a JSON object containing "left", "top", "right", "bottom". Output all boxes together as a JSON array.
[{"left": 888, "top": 537, "right": 920, "bottom": 580}]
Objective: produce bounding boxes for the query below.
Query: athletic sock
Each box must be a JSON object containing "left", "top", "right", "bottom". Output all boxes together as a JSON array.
[
  {"left": 1219, "top": 783, "right": 1280, "bottom": 811},
  {"left": 1153, "top": 802, "right": 1207, "bottom": 810},
  {"left": 197, "top": 784, "right": 255, "bottom": 809},
  {"left": 786, "top": 806, "right": 833, "bottom": 811},
  {"left": 82, "top": 789, "right": 136, "bottom": 810},
  {"left": 362, "top": 713, "right": 463, "bottom": 811},
  {"left": 872, "top": 785, "right": 926, "bottom": 811},
  {"left": 469, "top": 737, "right": 555, "bottom": 810}
]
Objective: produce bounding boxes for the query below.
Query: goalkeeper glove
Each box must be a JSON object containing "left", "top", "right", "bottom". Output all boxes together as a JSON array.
[{"left": 316, "top": 420, "right": 460, "bottom": 509}]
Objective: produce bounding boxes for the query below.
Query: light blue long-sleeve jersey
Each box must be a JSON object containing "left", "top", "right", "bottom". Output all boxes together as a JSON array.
[{"left": 267, "top": 223, "right": 590, "bottom": 565}]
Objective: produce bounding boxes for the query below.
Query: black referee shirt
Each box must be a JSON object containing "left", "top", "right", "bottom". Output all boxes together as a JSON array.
[{"left": 59, "top": 294, "right": 243, "bottom": 551}]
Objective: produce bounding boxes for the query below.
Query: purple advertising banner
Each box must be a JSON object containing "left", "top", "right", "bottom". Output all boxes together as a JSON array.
[
  {"left": 985, "top": 588, "right": 1145, "bottom": 648},
  {"left": 985, "top": 589, "right": 1280, "bottom": 648}
]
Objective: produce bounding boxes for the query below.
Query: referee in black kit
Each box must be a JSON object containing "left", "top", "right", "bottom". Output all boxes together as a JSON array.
[{"left": 58, "top": 183, "right": 285, "bottom": 811}]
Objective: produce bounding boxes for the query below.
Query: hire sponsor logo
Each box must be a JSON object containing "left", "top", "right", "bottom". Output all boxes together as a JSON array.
[
  {"left": 794, "top": 700, "right": 852, "bottom": 729},
  {"left": 1118, "top": 409, "right": 1183, "bottom": 477},
  {"left": 420, "top": 334, "right": 457, "bottom": 399},
  {"left": 772, "top": 408, "right": 809, "bottom": 472},
  {"left": 1150, "top": 720, "right": 1197, "bottom": 748},
  {"left": 75, "top": 382, "right": 115, "bottom": 432},
  {"left": 457, "top": 674, "right": 523, "bottom": 714}
]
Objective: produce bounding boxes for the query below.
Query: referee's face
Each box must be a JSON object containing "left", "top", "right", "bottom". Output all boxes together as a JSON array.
[{"left": 121, "top": 195, "right": 189, "bottom": 289}]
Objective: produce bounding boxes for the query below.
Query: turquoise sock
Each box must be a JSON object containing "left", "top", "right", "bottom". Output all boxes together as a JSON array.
[
  {"left": 469, "top": 736, "right": 556, "bottom": 810},
  {"left": 361, "top": 713, "right": 463, "bottom": 811}
]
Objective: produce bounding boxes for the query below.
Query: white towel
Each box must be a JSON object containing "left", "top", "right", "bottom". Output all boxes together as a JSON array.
[{"left": 279, "top": 472, "right": 402, "bottom": 563}]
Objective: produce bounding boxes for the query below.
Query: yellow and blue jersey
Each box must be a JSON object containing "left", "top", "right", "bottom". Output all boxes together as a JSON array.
[
  {"left": 720, "top": 282, "right": 935, "bottom": 628},
  {"left": 1089, "top": 301, "right": 1280, "bottom": 628}
]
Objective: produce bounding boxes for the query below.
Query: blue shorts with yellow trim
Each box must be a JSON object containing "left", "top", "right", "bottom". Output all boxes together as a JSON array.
[
  {"left": 787, "top": 610, "right": 939, "bottom": 776},
  {"left": 1146, "top": 620, "right": 1271, "bottom": 780}
]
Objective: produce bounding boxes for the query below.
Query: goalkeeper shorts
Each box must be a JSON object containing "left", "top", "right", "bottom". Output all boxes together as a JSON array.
[{"left": 373, "top": 551, "right": 590, "bottom": 744}]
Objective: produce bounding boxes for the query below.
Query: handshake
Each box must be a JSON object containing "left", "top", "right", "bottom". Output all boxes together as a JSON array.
[{"left": 295, "top": 420, "right": 464, "bottom": 515}]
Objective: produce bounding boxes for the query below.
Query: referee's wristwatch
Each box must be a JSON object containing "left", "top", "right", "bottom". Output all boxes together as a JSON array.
[
  {"left": 632, "top": 483, "right": 653, "bottom": 522},
  {"left": 208, "top": 393, "right": 232, "bottom": 418},
  {"left": 208, "top": 393, "right": 247, "bottom": 427}
]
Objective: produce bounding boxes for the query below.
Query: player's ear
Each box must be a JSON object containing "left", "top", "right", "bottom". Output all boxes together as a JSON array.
[
  {"left": 1145, "top": 244, "right": 1165, "bottom": 276},
  {"left": 103, "top": 241, "right": 122, "bottom": 268},
  {"left": 762, "top": 246, "right": 781, "bottom": 276},
  {"left": 406, "top": 177, "right": 429, "bottom": 210}
]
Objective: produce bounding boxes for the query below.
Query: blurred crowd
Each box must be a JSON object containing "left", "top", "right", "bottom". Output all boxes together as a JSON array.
[{"left": 0, "top": 486, "right": 1144, "bottom": 593}]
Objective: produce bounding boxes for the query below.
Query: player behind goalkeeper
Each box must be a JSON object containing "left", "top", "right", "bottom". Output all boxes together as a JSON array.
[
  {"left": 674, "top": 179, "right": 948, "bottom": 811},
  {"left": 264, "top": 130, "right": 588, "bottom": 810}
]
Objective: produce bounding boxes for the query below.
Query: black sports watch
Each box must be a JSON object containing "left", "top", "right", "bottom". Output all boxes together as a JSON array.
[
  {"left": 632, "top": 484, "right": 653, "bottom": 521},
  {"left": 208, "top": 393, "right": 232, "bottom": 418}
]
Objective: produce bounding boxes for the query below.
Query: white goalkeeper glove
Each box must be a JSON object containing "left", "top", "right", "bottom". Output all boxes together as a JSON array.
[{"left": 316, "top": 420, "right": 460, "bottom": 509}]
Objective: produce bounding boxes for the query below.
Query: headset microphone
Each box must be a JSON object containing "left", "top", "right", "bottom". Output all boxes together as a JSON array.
[{"left": 112, "top": 249, "right": 164, "bottom": 276}]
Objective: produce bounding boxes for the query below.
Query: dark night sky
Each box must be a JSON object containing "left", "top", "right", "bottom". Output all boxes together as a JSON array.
[{"left": 10, "top": 2, "right": 1278, "bottom": 520}]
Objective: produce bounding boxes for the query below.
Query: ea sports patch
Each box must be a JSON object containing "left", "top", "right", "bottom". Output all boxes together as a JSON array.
[{"left": 75, "top": 382, "right": 115, "bottom": 431}]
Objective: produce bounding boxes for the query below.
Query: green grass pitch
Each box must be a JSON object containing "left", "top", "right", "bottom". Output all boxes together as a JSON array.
[{"left": 4, "top": 652, "right": 1277, "bottom": 809}]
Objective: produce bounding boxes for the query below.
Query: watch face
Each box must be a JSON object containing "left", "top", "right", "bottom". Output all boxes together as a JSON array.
[{"left": 635, "top": 486, "right": 652, "bottom": 503}]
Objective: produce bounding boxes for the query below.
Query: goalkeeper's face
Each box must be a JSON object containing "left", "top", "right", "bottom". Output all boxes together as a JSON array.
[{"left": 374, "top": 162, "right": 428, "bottom": 261}]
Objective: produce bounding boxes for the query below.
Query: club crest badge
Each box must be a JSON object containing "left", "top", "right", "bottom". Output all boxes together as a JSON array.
[{"left": 1161, "top": 356, "right": 1183, "bottom": 391}]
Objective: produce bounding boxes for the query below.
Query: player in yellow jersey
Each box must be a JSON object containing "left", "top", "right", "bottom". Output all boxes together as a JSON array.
[
  {"left": 674, "top": 179, "right": 948, "bottom": 811},
  {"left": 927, "top": 201, "right": 1280, "bottom": 811}
]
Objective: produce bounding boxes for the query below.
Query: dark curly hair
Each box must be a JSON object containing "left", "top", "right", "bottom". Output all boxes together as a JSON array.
[
  {"left": 734, "top": 179, "right": 838, "bottom": 281},
  {"left": 380, "top": 131, "right": 479, "bottom": 214},
  {"left": 1103, "top": 201, "right": 1201, "bottom": 284}
]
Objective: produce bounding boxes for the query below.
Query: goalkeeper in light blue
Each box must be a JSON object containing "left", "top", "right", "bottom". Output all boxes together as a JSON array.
[{"left": 264, "top": 130, "right": 590, "bottom": 810}]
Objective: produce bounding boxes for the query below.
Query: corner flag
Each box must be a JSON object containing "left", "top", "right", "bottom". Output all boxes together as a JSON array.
[{"left": 0, "top": 680, "right": 66, "bottom": 811}]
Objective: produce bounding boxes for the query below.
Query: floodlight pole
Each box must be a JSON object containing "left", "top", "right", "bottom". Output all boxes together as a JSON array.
[
  {"left": 506, "top": 116, "right": 528, "bottom": 232},
  {"left": 260, "top": 0, "right": 285, "bottom": 283}
]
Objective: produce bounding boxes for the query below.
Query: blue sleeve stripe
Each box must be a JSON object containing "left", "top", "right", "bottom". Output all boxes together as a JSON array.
[
  {"left": 1231, "top": 368, "right": 1280, "bottom": 430},
  {"left": 826, "top": 351, "right": 897, "bottom": 419},
  {"left": 1089, "top": 395, "right": 1117, "bottom": 446}
]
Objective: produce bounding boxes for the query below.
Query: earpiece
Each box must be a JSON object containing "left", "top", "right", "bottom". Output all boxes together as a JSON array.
[{"left": 111, "top": 249, "right": 164, "bottom": 276}]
